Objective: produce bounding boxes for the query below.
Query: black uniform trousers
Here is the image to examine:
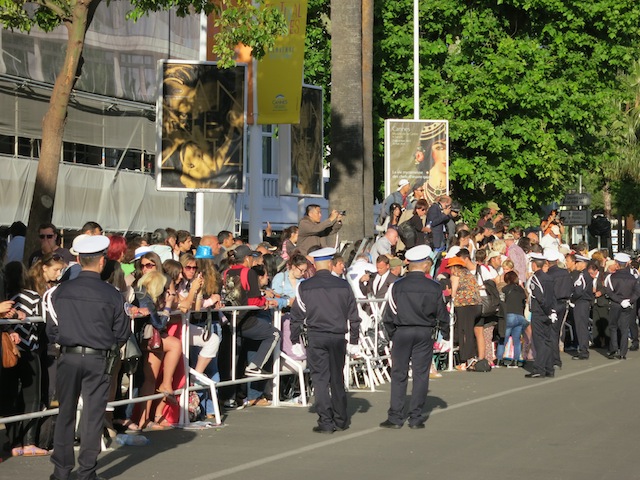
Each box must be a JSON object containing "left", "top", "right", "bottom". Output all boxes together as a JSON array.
[
  {"left": 306, "top": 332, "right": 348, "bottom": 431},
  {"left": 608, "top": 304, "right": 634, "bottom": 357},
  {"left": 573, "top": 300, "right": 591, "bottom": 356},
  {"left": 531, "top": 315, "right": 554, "bottom": 376},
  {"left": 387, "top": 326, "right": 433, "bottom": 427},
  {"left": 52, "top": 352, "right": 110, "bottom": 480},
  {"left": 550, "top": 302, "right": 568, "bottom": 367}
]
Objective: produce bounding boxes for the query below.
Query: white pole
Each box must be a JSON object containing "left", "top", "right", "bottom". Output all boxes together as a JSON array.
[
  {"left": 413, "top": 0, "right": 419, "bottom": 119},
  {"left": 194, "top": 13, "right": 208, "bottom": 237},
  {"left": 248, "top": 57, "right": 264, "bottom": 246}
]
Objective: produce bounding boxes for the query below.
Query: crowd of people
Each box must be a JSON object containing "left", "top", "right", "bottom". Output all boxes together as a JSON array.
[{"left": 0, "top": 190, "right": 635, "bottom": 457}]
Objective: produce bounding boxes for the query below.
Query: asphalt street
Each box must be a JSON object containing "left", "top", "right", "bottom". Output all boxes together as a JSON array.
[{"left": 2, "top": 348, "right": 637, "bottom": 480}]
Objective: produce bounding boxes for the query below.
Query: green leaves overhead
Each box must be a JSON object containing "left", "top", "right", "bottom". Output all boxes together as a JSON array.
[{"left": 372, "top": 0, "right": 640, "bottom": 223}]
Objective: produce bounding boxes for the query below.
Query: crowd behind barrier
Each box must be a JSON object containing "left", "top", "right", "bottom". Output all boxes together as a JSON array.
[{"left": 0, "top": 198, "right": 630, "bottom": 461}]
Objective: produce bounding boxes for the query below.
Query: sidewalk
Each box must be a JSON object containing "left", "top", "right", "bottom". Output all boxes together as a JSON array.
[{"left": 2, "top": 349, "right": 637, "bottom": 480}]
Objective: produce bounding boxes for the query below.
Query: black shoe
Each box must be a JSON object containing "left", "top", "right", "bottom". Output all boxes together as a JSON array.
[
  {"left": 630, "top": 345, "right": 639, "bottom": 351},
  {"left": 244, "top": 366, "right": 268, "bottom": 377},
  {"left": 312, "top": 426, "right": 334, "bottom": 434},
  {"left": 546, "top": 372, "right": 555, "bottom": 378},
  {"left": 572, "top": 354, "right": 589, "bottom": 360},
  {"left": 620, "top": 355, "right": 626, "bottom": 360},
  {"left": 507, "top": 360, "right": 518, "bottom": 368},
  {"left": 334, "top": 425, "right": 349, "bottom": 432},
  {"left": 524, "top": 372, "right": 543, "bottom": 378},
  {"left": 379, "top": 420, "right": 402, "bottom": 429},
  {"left": 408, "top": 423, "right": 425, "bottom": 430},
  {"left": 606, "top": 351, "right": 618, "bottom": 359},
  {"left": 554, "top": 363, "right": 562, "bottom": 370}
]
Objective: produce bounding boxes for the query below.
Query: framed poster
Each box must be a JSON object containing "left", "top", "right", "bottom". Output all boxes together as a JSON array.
[
  {"left": 156, "top": 60, "right": 247, "bottom": 192},
  {"left": 289, "top": 85, "right": 324, "bottom": 196},
  {"left": 384, "top": 119, "right": 449, "bottom": 205}
]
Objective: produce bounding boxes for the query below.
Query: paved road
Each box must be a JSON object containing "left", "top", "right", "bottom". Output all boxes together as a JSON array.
[{"left": 2, "top": 349, "right": 638, "bottom": 480}]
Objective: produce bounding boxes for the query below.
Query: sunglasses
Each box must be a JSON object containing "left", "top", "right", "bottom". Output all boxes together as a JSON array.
[
  {"left": 39, "top": 234, "right": 55, "bottom": 239},
  {"left": 141, "top": 262, "right": 156, "bottom": 269},
  {"left": 184, "top": 265, "right": 198, "bottom": 271},
  {"left": 42, "top": 253, "right": 63, "bottom": 263}
]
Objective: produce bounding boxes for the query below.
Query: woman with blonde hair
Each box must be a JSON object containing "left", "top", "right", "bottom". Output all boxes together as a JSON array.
[
  {"left": 449, "top": 257, "right": 482, "bottom": 371},
  {"left": 134, "top": 271, "right": 182, "bottom": 430}
]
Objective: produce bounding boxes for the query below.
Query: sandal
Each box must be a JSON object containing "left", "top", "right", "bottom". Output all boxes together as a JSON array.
[
  {"left": 144, "top": 421, "right": 172, "bottom": 431},
  {"left": 157, "top": 389, "right": 178, "bottom": 406},
  {"left": 125, "top": 422, "right": 142, "bottom": 433},
  {"left": 21, "top": 445, "right": 50, "bottom": 456}
]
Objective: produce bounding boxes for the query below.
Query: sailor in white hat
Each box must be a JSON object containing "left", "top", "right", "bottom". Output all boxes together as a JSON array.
[
  {"left": 290, "top": 246, "right": 361, "bottom": 433},
  {"left": 604, "top": 252, "right": 640, "bottom": 359},
  {"left": 379, "top": 244, "right": 449, "bottom": 429},
  {"left": 525, "top": 250, "right": 557, "bottom": 378},
  {"left": 45, "top": 234, "right": 129, "bottom": 480},
  {"left": 545, "top": 247, "right": 573, "bottom": 369}
]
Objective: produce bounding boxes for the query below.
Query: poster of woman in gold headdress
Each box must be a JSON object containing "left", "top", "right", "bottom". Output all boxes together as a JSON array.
[
  {"left": 157, "top": 61, "right": 246, "bottom": 192},
  {"left": 384, "top": 119, "right": 448, "bottom": 206}
]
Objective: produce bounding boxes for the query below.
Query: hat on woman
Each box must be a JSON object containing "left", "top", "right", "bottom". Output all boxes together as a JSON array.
[{"left": 195, "top": 245, "right": 215, "bottom": 259}]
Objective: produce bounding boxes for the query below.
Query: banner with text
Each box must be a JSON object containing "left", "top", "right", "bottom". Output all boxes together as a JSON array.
[
  {"left": 257, "top": 0, "right": 308, "bottom": 124},
  {"left": 384, "top": 119, "right": 449, "bottom": 205}
]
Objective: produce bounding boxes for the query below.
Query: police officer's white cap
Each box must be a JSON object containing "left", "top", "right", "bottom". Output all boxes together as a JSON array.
[
  {"left": 309, "top": 247, "right": 336, "bottom": 261},
  {"left": 575, "top": 254, "right": 590, "bottom": 263},
  {"left": 529, "top": 252, "right": 546, "bottom": 261},
  {"left": 544, "top": 249, "right": 562, "bottom": 262},
  {"left": 614, "top": 252, "right": 631, "bottom": 264},
  {"left": 405, "top": 245, "right": 433, "bottom": 262},
  {"left": 72, "top": 234, "right": 110, "bottom": 256}
]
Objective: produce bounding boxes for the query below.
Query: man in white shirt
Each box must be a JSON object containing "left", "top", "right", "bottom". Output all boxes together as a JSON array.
[
  {"left": 539, "top": 224, "right": 561, "bottom": 250},
  {"left": 369, "top": 228, "right": 398, "bottom": 262}
]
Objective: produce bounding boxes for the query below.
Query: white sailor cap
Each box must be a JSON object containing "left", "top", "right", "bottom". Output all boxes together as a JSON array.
[
  {"left": 405, "top": 245, "right": 433, "bottom": 262},
  {"left": 614, "top": 252, "right": 631, "bottom": 264},
  {"left": 71, "top": 234, "right": 110, "bottom": 256},
  {"left": 544, "top": 249, "right": 562, "bottom": 262},
  {"left": 309, "top": 247, "right": 336, "bottom": 262},
  {"left": 575, "top": 254, "right": 590, "bottom": 263},
  {"left": 529, "top": 252, "right": 546, "bottom": 261},
  {"left": 134, "top": 246, "right": 153, "bottom": 260}
]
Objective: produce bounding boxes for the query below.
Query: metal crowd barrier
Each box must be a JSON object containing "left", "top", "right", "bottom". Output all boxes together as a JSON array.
[{"left": 0, "top": 298, "right": 455, "bottom": 428}]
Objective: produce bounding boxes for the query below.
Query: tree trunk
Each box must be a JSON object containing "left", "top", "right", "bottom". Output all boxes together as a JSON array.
[
  {"left": 603, "top": 180, "right": 612, "bottom": 218},
  {"left": 329, "top": 0, "right": 372, "bottom": 245},
  {"left": 23, "top": 0, "right": 94, "bottom": 262}
]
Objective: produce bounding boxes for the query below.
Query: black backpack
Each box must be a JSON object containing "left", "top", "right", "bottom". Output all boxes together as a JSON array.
[{"left": 397, "top": 220, "right": 416, "bottom": 248}]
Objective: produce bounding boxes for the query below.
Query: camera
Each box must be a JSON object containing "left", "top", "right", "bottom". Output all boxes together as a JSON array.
[{"left": 339, "top": 210, "right": 346, "bottom": 216}]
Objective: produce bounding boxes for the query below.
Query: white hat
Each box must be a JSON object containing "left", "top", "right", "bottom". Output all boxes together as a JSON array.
[
  {"left": 361, "top": 262, "right": 377, "bottom": 273},
  {"left": 71, "top": 234, "right": 110, "bottom": 256},
  {"left": 614, "top": 252, "right": 631, "bottom": 264},
  {"left": 69, "top": 234, "right": 90, "bottom": 256},
  {"left": 486, "top": 251, "right": 501, "bottom": 261},
  {"left": 544, "top": 249, "right": 562, "bottom": 262},
  {"left": 405, "top": 245, "right": 433, "bottom": 262},
  {"left": 575, "top": 254, "right": 590, "bottom": 263},
  {"left": 397, "top": 179, "right": 410, "bottom": 191},
  {"left": 309, "top": 247, "right": 336, "bottom": 262},
  {"left": 530, "top": 253, "right": 546, "bottom": 261},
  {"left": 550, "top": 225, "right": 561, "bottom": 235},
  {"left": 134, "top": 246, "right": 153, "bottom": 260}
]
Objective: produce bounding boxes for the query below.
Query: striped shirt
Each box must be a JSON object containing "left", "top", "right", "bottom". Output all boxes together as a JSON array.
[{"left": 11, "top": 289, "right": 42, "bottom": 352}]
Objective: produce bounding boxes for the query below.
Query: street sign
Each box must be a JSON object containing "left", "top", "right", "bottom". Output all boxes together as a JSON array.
[
  {"left": 561, "top": 193, "right": 591, "bottom": 207},
  {"left": 561, "top": 209, "right": 590, "bottom": 226}
]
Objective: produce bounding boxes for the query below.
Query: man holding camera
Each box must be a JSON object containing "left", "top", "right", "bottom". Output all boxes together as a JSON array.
[
  {"left": 297, "top": 204, "right": 344, "bottom": 255},
  {"left": 425, "top": 195, "right": 453, "bottom": 255}
]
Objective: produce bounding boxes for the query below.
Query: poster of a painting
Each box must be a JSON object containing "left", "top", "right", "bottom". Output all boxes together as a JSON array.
[
  {"left": 156, "top": 61, "right": 246, "bottom": 192},
  {"left": 289, "top": 85, "right": 323, "bottom": 196},
  {"left": 384, "top": 119, "right": 449, "bottom": 205}
]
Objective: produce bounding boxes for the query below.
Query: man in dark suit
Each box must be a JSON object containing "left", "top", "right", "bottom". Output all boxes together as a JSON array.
[
  {"left": 425, "top": 195, "right": 452, "bottom": 255},
  {"left": 369, "top": 255, "right": 398, "bottom": 299}
]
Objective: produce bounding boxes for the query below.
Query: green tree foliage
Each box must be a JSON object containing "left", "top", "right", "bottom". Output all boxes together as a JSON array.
[{"left": 372, "top": 0, "right": 640, "bottom": 224}]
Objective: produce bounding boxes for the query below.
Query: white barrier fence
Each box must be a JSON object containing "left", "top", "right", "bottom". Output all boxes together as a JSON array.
[{"left": 0, "top": 300, "right": 456, "bottom": 428}]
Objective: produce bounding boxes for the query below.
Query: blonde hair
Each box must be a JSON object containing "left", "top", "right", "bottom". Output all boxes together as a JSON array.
[
  {"left": 491, "top": 239, "right": 506, "bottom": 255},
  {"left": 137, "top": 271, "right": 168, "bottom": 302},
  {"left": 502, "top": 259, "right": 514, "bottom": 271}
]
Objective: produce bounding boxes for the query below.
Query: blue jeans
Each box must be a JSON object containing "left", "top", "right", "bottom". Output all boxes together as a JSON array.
[{"left": 497, "top": 313, "right": 526, "bottom": 360}]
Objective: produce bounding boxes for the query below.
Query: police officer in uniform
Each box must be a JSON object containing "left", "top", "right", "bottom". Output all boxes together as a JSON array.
[
  {"left": 570, "top": 256, "right": 596, "bottom": 360},
  {"left": 380, "top": 245, "right": 449, "bottom": 429},
  {"left": 45, "top": 235, "right": 130, "bottom": 480},
  {"left": 525, "top": 253, "right": 557, "bottom": 378},
  {"left": 545, "top": 249, "right": 573, "bottom": 368},
  {"left": 604, "top": 252, "right": 640, "bottom": 359},
  {"left": 290, "top": 247, "right": 360, "bottom": 433}
]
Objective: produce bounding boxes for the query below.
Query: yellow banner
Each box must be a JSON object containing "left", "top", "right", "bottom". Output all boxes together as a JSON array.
[{"left": 257, "top": 0, "right": 308, "bottom": 125}]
